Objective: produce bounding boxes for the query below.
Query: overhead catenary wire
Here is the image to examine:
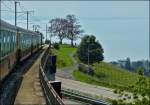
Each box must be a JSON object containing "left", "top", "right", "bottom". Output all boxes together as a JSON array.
[
  {"left": 1, "top": 0, "right": 48, "bottom": 32},
  {"left": 1, "top": 1, "right": 14, "bottom": 12}
]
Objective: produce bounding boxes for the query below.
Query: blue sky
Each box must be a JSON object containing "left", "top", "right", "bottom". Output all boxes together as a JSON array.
[{"left": 1, "top": 1, "right": 149, "bottom": 61}]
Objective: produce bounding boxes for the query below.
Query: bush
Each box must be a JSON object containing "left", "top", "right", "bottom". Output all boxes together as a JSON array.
[
  {"left": 57, "top": 59, "right": 66, "bottom": 67},
  {"left": 112, "top": 100, "right": 118, "bottom": 105},
  {"left": 127, "top": 95, "right": 131, "bottom": 99},
  {"left": 133, "top": 93, "right": 138, "bottom": 99},
  {"left": 53, "top": 43, "right": 60, "bottom": 50},
  {"left": 113, "top": 89, "right": 118, "bottom": 94},
  {"left": 78, "top": 63, "right": 94, "bottom": 76},
  {"left": 124, "top": 93, "right": 128, "bottom": 97},
  {"left": 61, "top": 59, "right": 66, "bottom": 67}
]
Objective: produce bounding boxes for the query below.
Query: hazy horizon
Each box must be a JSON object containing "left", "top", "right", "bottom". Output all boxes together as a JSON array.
[{"left": 1, "top": 1, "right": 149, "bottom": 62}]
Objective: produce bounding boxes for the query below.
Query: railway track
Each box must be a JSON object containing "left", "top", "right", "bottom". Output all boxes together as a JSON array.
[{"left": 61, "top": 89, "right": 111, "bottom": 105}]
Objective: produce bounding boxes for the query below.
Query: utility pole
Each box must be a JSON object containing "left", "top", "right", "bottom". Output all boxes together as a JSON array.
[
  {"left": 46, "top": 24, "right": 47, "bottom": 41},
  {"left": 88, "top": 45, "right": 89, "bottom": 66},
  {"left": 25, "top": 11, "right": 34, "bottom": 30},
  {"left": 15, "top": 1, "right": 20, "bottom": 26},
  {"left": 87, "top": 40, "right": 90, "bottom": 67},
  {"left": 33, "top": 25, "right": 35, "bottom": 31},
  {"left": 27, "top": 11, "right": 29, "bottom": 30}
]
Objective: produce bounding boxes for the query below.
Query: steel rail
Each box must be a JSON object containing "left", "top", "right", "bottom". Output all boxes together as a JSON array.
[{"left": 61, "top": 89, "right": 111, "bottom": 105}]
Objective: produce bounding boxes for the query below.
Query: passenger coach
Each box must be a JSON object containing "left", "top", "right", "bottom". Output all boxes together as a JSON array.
[{"left": 0, "top": 19, "right": 42, "bottom": 82}]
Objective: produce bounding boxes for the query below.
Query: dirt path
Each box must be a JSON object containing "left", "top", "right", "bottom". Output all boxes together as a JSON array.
[
  {"left": 14, "top": 47, "right": 47, "bottom": 105},
  {"left": 56, "top": 52, "right": 78, "bottom": 79}
]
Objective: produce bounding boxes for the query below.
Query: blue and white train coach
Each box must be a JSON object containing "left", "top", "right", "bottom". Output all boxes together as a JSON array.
[{"left": 0, "top": 19, "right": 42, "bottom": 82}]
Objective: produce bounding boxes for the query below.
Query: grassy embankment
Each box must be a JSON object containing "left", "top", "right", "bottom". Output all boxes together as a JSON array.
[
  {"left": 52, "top": 44, "right": 77, "bottom": 68},
  {"left": 73, "top": 62, "right": 146, "bottom": 91}
]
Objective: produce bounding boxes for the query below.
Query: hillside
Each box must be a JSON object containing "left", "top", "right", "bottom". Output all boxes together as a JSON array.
[
  {"left": 52, "top": 44, "right": 149, "bottom": 91},
  {"left": 73, "top": 62, "right": 149, "bottom": 91},
  {"left": 52, "top": 44, "right": 77, "bottom": 68}
]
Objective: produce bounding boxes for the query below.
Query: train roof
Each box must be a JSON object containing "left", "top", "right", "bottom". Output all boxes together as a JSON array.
[{"left": 0, "top": 19, "right": 40, "bottom": 35}]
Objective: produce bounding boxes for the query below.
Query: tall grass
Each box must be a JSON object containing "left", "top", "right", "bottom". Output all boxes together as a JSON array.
[
  {"left": 52, "top": 44, "right": 76, "bottom": 68},
  {"left": 73, "top": 62, "right": 142, "bottom": 91}
]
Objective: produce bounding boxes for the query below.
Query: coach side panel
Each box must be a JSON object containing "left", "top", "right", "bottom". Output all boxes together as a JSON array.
[{"left": 0, "top": 29, "right": 17, "bottom": 81}]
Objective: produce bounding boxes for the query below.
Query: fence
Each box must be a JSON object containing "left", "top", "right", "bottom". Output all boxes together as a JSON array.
[{"left": 39, "top": 46, "right": 65, "bottom": 105}]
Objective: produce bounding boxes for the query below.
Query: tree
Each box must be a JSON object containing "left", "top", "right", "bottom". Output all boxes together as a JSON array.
[
  {"left": 136, "top": 67, "right": 144, "bottom": 76},
  {"left": 132, "top": 69, "right": 150, "bottom": 105},
  {"left": 49, "top": 18, "right": 68, "bottom": 44},
  {"left": 125, "top": 57, "right": 131, "bottom": 70},
  {"left": 66, "top": 14, "right": 84, "bottom": 46},
  {"left": 77, "top": 35, "right": 104, "bottom": 64}
]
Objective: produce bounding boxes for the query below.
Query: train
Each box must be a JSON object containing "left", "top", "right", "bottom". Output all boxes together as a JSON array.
[{"left": 0, "top": 19, "right": 43, "bottom": 82}]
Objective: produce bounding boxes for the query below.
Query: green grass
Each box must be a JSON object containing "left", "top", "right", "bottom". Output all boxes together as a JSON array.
[
  {"left": 52, "top": 44, "right": 77, "bottom": 68},
  {"left": 73, "top": 62, "right": 149, "bottom": 91}
]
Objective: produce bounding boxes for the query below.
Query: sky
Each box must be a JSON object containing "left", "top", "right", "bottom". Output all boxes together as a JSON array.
[{"left": 1, "top": 0, "right": 149, "bottom": 62}]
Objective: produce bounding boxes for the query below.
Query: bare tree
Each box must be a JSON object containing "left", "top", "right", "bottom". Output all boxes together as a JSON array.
[
  {"left": 49, "top": 18, "right": 68, "bottom": 44},
  {"left": 66, "top": 14, "right": 84, "bottom": 47},
  {"left": 48, "top": 14, "right": 83, "bottom": 46}
]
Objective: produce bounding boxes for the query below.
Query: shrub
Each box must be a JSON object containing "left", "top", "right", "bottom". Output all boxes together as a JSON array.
[
  {"left": 61, "top": 60, "right": 66, "bottom": 67},
  {"left": 58, "top": 59, "right": 66, "bottom": 67},
  {"left": 123, "top": 97, "right": 126, "bottom": 100},
  {"left": 124, "top": 93, "right": 128, "bottom": 97},
  {"left": 112, "top": 100, "right": 118, "bottom": 105},
  {"left": 78, "top": 63, "right": 94, "bottom": 76},
  {"left": 127, "top": 96, "right": 131, "bottom": 99},
  {"left": 113, "top": 89, "right": 118, "bottom": 94},
  {"left": 53, "top": 43, "right": 60, "bottom": 50},
  {"left": 133, "top": 93, "right": 138, "bottom": 99}
]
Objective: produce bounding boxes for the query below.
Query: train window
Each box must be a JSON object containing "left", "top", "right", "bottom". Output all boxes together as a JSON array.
[
  {"left": 7, "top": 31, "right": 11, "bottom": 54},
  {"left": 12, "top": 32, "right": 14, "bottom": 51},
  {"left": 7, "top": 33, "right": 10, "bottom": 54},
  {"left": 22, "top": 34, "right": 26, "bottom": 51},
  {"left": 10, "top": 32, "right": 12, "bottom": 52},
  {"left": 23, "top": 35, "right": 25, "bottom": 50},
  {"left": 5, "top": 32, "right": 8, "bottom": 55},
  {"left": 5, "top": 33, "right": 8, "bottom": 54},
  {"left": 10, "top": 32, "right": 13, "bottom": 52},
  {"left": 9, "top": 32, "right": 11, "bottom": 53},
  {"left": 24, "top": 36, "right": 26, "bottom": 50},
  {"left": 0, "top": 43, "right": 1, "bottom": 58},
  {"left": 22, "top": 36, "right": 24, "bottom": 50},
  {"left": 13, "top": 32, "right": 15, "bottom": 51},
  {"left": 13, "top": 32, "right": 16, "bottom": 51},
  {"left": 10, "top": 33, "right": 12, "bottom": 52},
  {"left": 4, "top": 31, "right": 7, "bottom": 55},
  {"left": 11, "top": 32, "right": 13, "bottom": 51},
  {"left": 0, "top": 31, "right": 2, "bottom": 58},
  {"left": 21, "top": 34, "right": 23, "bottom": 50},
  {"left": 20, "top": 34, "right": 22, "bottom": 50},
  {"left": 12, "top": 33, "right": 14, "bottom": 51},
  {"left": 14, "top": 32, "right": 16, "bottom": 49},
  {"left": 3, "top": 32, "right": 6, "bottom": 56}
]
